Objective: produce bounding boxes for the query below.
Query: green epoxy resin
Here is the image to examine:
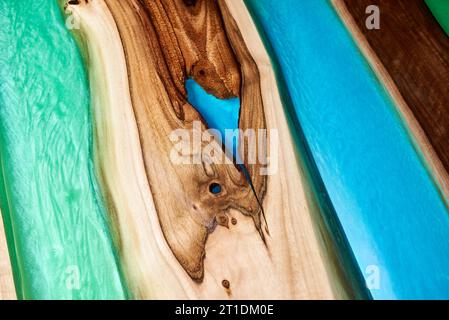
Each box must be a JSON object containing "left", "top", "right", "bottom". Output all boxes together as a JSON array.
[
  {"left": 0, "top": 0, "right": 127, "bottom": 299},
  {"left": 426, "top": 0, "right": 449, "bottom": 37}
]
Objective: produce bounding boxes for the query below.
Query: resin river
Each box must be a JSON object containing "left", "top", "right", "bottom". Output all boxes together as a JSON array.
[
  {"left": 0, "top": 0, "right": 126, "bottom": 299},
  {"left": 1, "top": 0, "right": 449, "bottom": 300}
]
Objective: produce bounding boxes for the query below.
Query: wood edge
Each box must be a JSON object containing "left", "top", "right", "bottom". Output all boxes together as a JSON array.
[
  {"left": 332, "top": 0, "right": 449, "bottom": 205},
  {"left": 71, "top": 0, "right": 202, "bottom": 299},
  {"left": 0, "top": 209, "right": 16, "bottom": 300}
]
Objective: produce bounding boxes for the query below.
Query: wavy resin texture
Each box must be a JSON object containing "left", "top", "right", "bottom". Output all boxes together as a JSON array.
[{"left": 0, "top": 0, "right": 126, "bottom": 299}]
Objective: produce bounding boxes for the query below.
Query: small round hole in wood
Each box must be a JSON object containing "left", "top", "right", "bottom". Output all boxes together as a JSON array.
[{"left": 209, "top": 183, "right": 222, "bottom": 195}]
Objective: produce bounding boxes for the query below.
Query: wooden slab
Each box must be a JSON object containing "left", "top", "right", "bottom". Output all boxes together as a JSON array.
[{"left": 66, "top": 0, "right": 363, "bottom": 299}]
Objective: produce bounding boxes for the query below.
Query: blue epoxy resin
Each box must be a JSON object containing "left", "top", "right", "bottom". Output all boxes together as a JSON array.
[
  {"left": 185, "top": 78, "right": 240, "bottom": 158},
  {"left": 246, "top": 0, "right": 449, "bottom": 299},
  {"left": 209, "top": 182, "right": 222, "bottom": 195}
]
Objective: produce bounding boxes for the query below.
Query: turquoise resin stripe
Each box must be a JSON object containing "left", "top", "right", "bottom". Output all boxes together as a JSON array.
[
  {"left": 186, "top": 78, "right": 240, "bottom": 156},
  {"left": 0, "top": 0, "right": 127, "bottom": 299}
]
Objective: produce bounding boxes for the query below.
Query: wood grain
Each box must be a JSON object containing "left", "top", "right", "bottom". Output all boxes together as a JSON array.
[
  {"left": 0, "top": 212, "right": 15, "bottom": 300},
  {"left": 107, "top": 0, "right": 268, "bottom": 282},
  {"left": 338, "top": 0, "right": 449, "bottom": 199},
  {"left": 68, "top": 0, "right": 357, "bottom": 299}
]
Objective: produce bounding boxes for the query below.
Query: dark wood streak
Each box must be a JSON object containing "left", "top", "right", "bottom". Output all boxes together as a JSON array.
[{"left": 343, "top": 0, "right": 449, "bottom": 181}]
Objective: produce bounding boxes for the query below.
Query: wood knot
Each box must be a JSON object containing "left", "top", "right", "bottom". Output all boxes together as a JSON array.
[
  {"left": 183, "top": 0, "right": 197, "bottom": 7},
  {"left": 209, "top": 182, "right": 222, "bottom": 195},
  {"left": 222, "top": 279, "right": 230, "bottom": 289},
  {"left": 216, "top": 213, "right": 229, "bottom": 228}
]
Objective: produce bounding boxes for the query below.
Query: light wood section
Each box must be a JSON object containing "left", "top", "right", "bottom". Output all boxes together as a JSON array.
[
  {"left": 0, "top": 211, "right": 16, "bottom": 300},
  {"left": 67, "top": 0, "right": 353, "bottom": 299}
]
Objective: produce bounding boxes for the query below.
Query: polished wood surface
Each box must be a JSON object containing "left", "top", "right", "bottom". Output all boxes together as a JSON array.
[{"left": 68, "top": 0, "right": 356, "bottom": 299}]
